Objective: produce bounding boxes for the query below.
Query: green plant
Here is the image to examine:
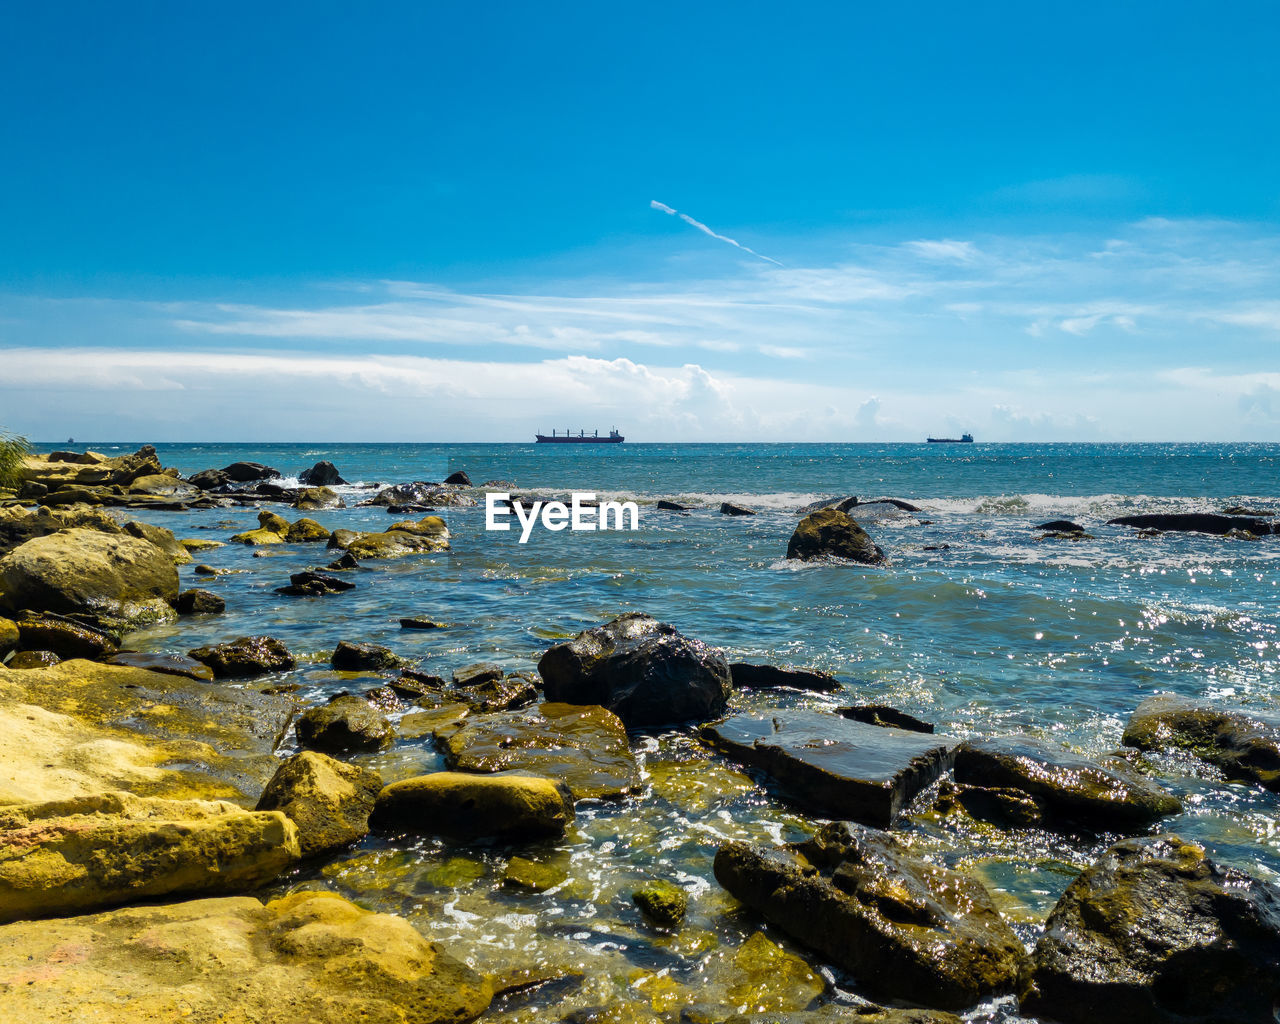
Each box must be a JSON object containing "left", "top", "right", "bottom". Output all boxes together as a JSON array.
[{"left": 0, "top": 429, "right": 31, "bottom": 490}]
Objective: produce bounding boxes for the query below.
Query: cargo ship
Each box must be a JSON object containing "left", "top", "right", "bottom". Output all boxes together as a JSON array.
[
  {"left": 927, "top": 433, "right": 973, "bottom": 443},
  {"left": 535, "top": 428, "right": 624, "bottom": 444}
]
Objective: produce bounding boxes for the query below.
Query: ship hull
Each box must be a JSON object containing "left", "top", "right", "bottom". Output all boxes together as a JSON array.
[
  {"left": 535, "top": 435, "right": 624, "bottom": 444},
  {"left": 926, "top": 438, "right": 972, "bottom": 443}
]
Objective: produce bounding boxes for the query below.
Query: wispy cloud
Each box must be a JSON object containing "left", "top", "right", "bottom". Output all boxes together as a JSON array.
[{"left": 650, "top": 200, "right": 782, "bottom": 265}]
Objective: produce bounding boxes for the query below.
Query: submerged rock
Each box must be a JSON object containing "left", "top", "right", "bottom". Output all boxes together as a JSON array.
[
  {"left": 1122, "top": 693, "right": 1280, "bottom": 791},
  {"left": 255, "top": 750, "right": 382, "bottom": 858},
  {"left": 1108, "top": 512, "right": 1275, "bottom": 536},
  {"left": 633, "top": 879, "right": 689, "bottom": 929},
  {"left": 503, "top": 855, "right": 567, "bottom": 892},
  {"left": 715, "top": 822, "right": 1026, "bottom": 1011},
  {"left": 537, "top": 612, "right": 731, "bottom": 727},
  {"left": 188, "top": 635, "right": 296, "bottom": 679},
  {"left": 400, "top": 616, "right": 448, "bottom": 629},
  {"left": 296, "top": 695, "right": 393, "bottom": 754},
  {"left": 953, "top": 734, "right": 1182, "bottom": 830},
  {"left": 1020, "top": 834, "right": 1280, "bottom": 1024},
  {"left": 438, "top": 701, "right": 640, "bottom": 799},
  {"left": 5, "top": 650, "right": 60, "bottom": 668},
  {"left": 276, "top": 570, "right": 355, "bottom": 597},
  {"left": 787, "top": 508, "right": 885, "bottom": 564},
  {"left": 0, "top": 890, "right": 492, "bottom": 1023},
  {"left": 298, "top": 460, "right": 346, "bottom": 486},
  {"left": 838, "top": 704, "right": 935, "bottom": 733},
  {"left": 331, "top": 639, "right": 401, "bottom": 671},
  {"left": 0, "top": 791, "right": 299, "bottom": 923},
  {"left": 0, "top": 528, "right": 179, "bottom": 628},
  {"left": 702, "top": 710, "right": 957, "bottom": 826},
  {"left": 729, "top": 661, "right": 841, "bottom": 692},
  {"left": 370, "top": 769, "right": 574, "bottom": 840},
  {"left": 1034, "top": 519, "right": 1086, "bottom": 533}
]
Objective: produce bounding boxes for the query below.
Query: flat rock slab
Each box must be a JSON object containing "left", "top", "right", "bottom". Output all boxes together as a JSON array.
[
  {"left": 703, "top": 711, "right": 957, "bottom": 826},
  {"left": 729, "top": 662, "right": 841, "bottom": 692},
  {"left": 1020, "top": 834, "right": 1280, "bottom": 1024},
  {"left": 1123, "top": 693, "right": 1280, "bottom": 792},
  {"left": 953, "top": 734, "right": 1182, "bottom": 831},
  {"left": 0, "top": 791, "right": 299, "bottom": 923},
  {"left": 0, "top": 890, "right": 491, "bottom": 1023},
  {"left": 437, "top": 701, "right": 640, "bottom": 800},
  {"left": 1108, "top": 512, "right": 1276, "bottom": 536},
  {"left": 715, "top": 822, "right": 1026, "bottom": 1011}
]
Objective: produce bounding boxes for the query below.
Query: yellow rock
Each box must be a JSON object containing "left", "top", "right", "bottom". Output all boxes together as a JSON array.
[
  {"left": 180, "top": 537, "right": 225, "bottom": 552},
  {"left": 371, "top": 770, "right": 574, "bottom": 839},
  {"left": 727, "top": 931, "right": 825, "bottom": 1012}
]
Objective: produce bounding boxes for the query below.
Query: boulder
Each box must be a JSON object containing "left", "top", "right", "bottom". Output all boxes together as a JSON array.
[
  {"left": 298, "top": 460, "right": 346, "bottom": 486},
  {"left": 188, "top": 467, "right": 231, "bottom": 490},
  {"left": 15, "top": 612, "right": 118, "bottom": 659},
  {"left": 121, "top": 519, "right": 192, "bottom": 564},
  {"left": 1108, "top": 512, "right": 1275, "bottom": 537},
  {"left": 188, "top": 635, "right": 296, "bottom": 679},
  {"left": 331, "top": 640, "right": 402, "bottom": 671},
  {"left": 0, "top": 791, "right": 299, "bottom": 923},
  {"left": 438, "top": 701, "right": 640, "bottom": 800},
  {"left": 1020, "top": 834, "right": 1280, "bottom": 1024},
  {"left": 285, "top": 516, "right": 331, "bottom": 542},
  {"left": 0, "top": 528, "right": 179, "bottom": 628},
  {"left": 327, "top": 551, "right": 360, "bottom": 571},
  {"left": 787, "top": 508, "right": 885, "bottom": 564},
  {"left": 839, "top": 704, "right": 935, "bottom": 733},
  {"left": 1122, "top": 693, "right": 1280, "bottom": 791},
  {"left": 174, "top": 588, "right": 225, "bottom": 615},
  {"left": 0, "top": 890, "right": 492, "bottom": 1024},
  {"left": 1035, "top": 519, "right": 1086, "bottom": 533},
  {"left": 443, "top": 470, "right": 472, "bottom": 486},
  {"left": 537, "top": 612, "right": 731, "bottom": 727},
  {"left": 327, "top": 516, "right": 451, "bottom": 559},
  {"left": 633, "top": 879, "right": 688, "bottom": 929},
  {"left": 293, "top": 485, "right": 345, "bottom": 510},
  {"left": 276, "top": 570, "right": 355, "bottom": 596},
  {"left": 127, "top": 474, "right": 201, "bottom": 500},
  {"left": 296, "top": 695, "right": 393, "bottom": 754},
  {"left": 255, "top": 750, "right": 382, "bottom": 858},
  {"left": 953, "top": 734, "right": 1182, "bottom": 830},
  {"left": 702, "top": 710, "right": 958, "bottom": 826},
  {"left": 729, "top": 662, "right": 841, "bottom": 692},
  {"left": 720, "top": 502, "right": 756, "bottom": 516},
  {"left": 370, "top": 770, "right": 574, "bottom": 840},
  {"left": 229, "top": 509, "right": 289, "bottom": 545},
  {"left": 453, "top": 661, "right": 503, "bottom": 687},
  {"left": 222, "top": 461, "right": 280, "bottom": 483},
  {"left": 715, "top": 822, "right": 1027, "bottom": 1011}
]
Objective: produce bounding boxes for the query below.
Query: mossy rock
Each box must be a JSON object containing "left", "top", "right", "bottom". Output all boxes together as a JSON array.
[
  {"left": 370, "top": 770, "right": 574, "bottom": 840},
  {"left": 503, "top": 855, "right": 567, "bottom": 892},
  {"left": 632, "top": 879, "right": 688, "bottom": 929}
]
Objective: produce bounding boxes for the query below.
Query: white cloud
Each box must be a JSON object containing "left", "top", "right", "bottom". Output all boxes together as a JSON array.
[
  {"left": 650, "top": 200, "right": 782, "bottom": 265},
  {"left": 904, "top": 239, "right": 979, "bottom": 263}
]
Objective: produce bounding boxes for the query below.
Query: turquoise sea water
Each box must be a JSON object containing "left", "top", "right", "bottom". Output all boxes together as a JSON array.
[{"left": 63, "top": 441, "right": 1280, "bottom": 1018}]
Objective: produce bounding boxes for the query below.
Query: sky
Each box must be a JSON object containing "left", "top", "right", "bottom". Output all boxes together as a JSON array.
[{"left": 2, "top": 1, "right": 1279, "bottom": 442}]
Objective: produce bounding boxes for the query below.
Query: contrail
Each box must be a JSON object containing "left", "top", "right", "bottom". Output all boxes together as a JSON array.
[{"left": 650, "top": 200, "right": 782, "bottom": 265}]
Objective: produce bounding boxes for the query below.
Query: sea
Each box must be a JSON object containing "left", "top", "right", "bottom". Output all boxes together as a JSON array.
[{"left": 62, "top": 440, "right": 1280, "bottom": 1020}]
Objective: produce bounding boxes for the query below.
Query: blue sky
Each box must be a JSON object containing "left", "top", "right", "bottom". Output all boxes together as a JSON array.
[{"left": 3, "top": 2, "right": 1279, "bottom": 440}]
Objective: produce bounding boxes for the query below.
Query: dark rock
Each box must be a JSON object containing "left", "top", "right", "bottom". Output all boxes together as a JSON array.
[
  {"left": 6, "top": 650, "right": 61, "bottom": 669},
  {"left": 537, "top": 613, "right": 731, "bottom": 727},
  {"left": 174, "top": 589, "right": 225, "bottom": 615},
  {"left": 1221, "top": 505, "right": 1273, "bottom": 517},
  {"left": 1034, "top": 519, "right": 1085, "bottom": 532},
  {"left": 702, "top": 710, "right": 957, "bottom": 826},
  {"left": 864, "top": 497, "right": 923, "bottom": 512},
  {"left": 187, "top": 468, "right": 231, "bottom": 490},
  {"left": 729, "top": 662, "right": 841, "bottom": 693},
  {"left": 1040, "top": 530, "right": 1095, "bottom": 541},
  {"left": 103, "top": 651, "right": 215, "bottom": 682},
  {"left": 1020, "top": 834, "right": 1280, "bottom": 1024},
  {"left": 395, "top": 668, "right": 450, "bottom": 694},
  {"left": 787, "top": 508, "right": 885, "bottom": 564},
  {"left": 839, "top": 704, "right": 935, "bottom": 733},
  {"left": 327, "top": 552, "right": 360, "bottom": 571},
  {"left": 1123, "top": 693, "right": 1280, "bottom": 791},
  {"left": 720, "top": 502, "right": 756, "bottom": 516},
  {"left": 935, "top": 779, "right": 1045, "bottom": 827},
  {"left": 298, "top": 461, "right": 346, "bottom": 486},
  {"left": 453, "top": 672, "right": 539, "bottom": 713},
  {"left": 953, "top": 735, "right": 1181, "bottom": 831},
  {"left": 368, "top": 482, "right": 439, "bottom": 507},
  {"left": 16, "top": 612, "right": 118, "bottom": 660},
  {"left": 399, "top": 617, "right": 447, "bottom": 630},
  {"left": 452, "top": 662, "right": 503, "bottom": 687},
  {"left": 222, "top": 462, "right": 281, "bottom": 483},
  {"left": 296, "top": 695, "right": 393, "bottom": 754},
  {"left": 188, "top": 636, "right": 296, "bottom": 679},
  {"left": 1108, "top": 512, "right": 1275, "bottom": 537},
  {"left": 331, "top": 640, "right": 401, "bottom": 672},
  {"left": 370, "top": 770, "right": 573, "bottom": 840},
  {"left": 275, "top": 571, "right": 355, "bottom": 597},
  {"left": 797, "top": 495, "right": 859, "bottom": 515},
  {"left": 656, "top": 500, "right": 694, "bottom": 511},
  {"left": 443, "top": 470, "right": 471, "bottom": 486},
  {"left": 438, "top": 701, "right": 640, "bottom": 800},
  {"left": 632, "top": 880, "right": 688, "bottom": 929},
  {"left": 255, "top": 750, "right": 382, "bottom": 858},
  {"left": 714, "top": 822, "right": 1027, "bottom": 1010}
]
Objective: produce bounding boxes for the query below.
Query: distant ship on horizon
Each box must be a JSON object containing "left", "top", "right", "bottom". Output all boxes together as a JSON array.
[
  {"left": 927, "top": 433, "right": 974, "bottom": 444},
  {"left": 535, "top": 428, "right": 625, "bottom": 444}
]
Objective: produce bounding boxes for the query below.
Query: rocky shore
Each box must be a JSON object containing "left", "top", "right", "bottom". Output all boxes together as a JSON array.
[{"left": 0, "top": 447, "right": 1277, "bottom": 1023}]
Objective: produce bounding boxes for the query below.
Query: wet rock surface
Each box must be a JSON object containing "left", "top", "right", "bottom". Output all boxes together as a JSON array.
[
  {"left": 297, "top": 695, "right": 394, "bottom": 754},
  {"left": 0, "top": 791, "right": 299, "bottom": 923},
  {"left": 328, "top": 515, "right": 451, "bottom": 558},
  {"left": 703, "top": 710, "right": 958, "bottom": 826},
  {"left": 15, "top": 611, "right": 118, "bottom": 659},
  {"left": 538, "top": 612, "right": 732, "bottom": 727},
  {"left": 838, "top": 704, "right": 935, "bottom": 732},
  {"left": 787, "top": 508, "right": 886, "bottom": 564},
  {"left": 189, "top": 634, "right": 296, "bottom": 678},
  {"left": 298, "top": 460, "right": 346, "bottom": 486},
  {"left": 174, "top": 587, "right": 226, "bottom": 614},
  {"left": 729, "top": 661, "right": 841, "bottom": 692},
  {"left": 331, "top": 639, "right": 401, "bottom": 671},
  {"left": 1020, "top": 834, "right": 1280, "bottom": 1024},
  {"left": 715, "top": 822, "right": 1027, "bottom": 1011},
  {"left": 276, "top": 570, "right": 356, "bottom": 596},
  {"left": 1123, "top": 693, "right": 1280, "bottom": 791},
  {"left": 438, "top": 701, "right": 640, "bottom": 799},
  {"left": 953, "top": 734, "right": 1182, "bottom": 830},
  {"left": 371, "top": 769, "right": 575, "bottom": 840},
  {"left": 255, "top": 750, "right": 382, "bottom": 858},
  {"left": 1108, "top": 511, "right": 1276, "bottom": 536},
  {"left": 0, "top": 890, "right": 492, "bottom": 1024},
  {"left": 103, "top": 650, "right": 216, "bottom": 681}
]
